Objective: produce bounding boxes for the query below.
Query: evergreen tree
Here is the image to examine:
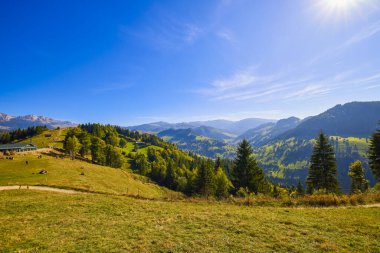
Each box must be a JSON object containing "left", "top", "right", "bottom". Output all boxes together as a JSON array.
[
  {"left": 119, "top": 138, "right": 127, "bottom": 148},
  {"left": 165, "top": 159, "right": 177, "bottom": 189},
  {"left": 272, "top": 185, "right": 280, "bottom": 198},
  {"left": 150, "top": 158, "right": 167, "bottom": 184},
  {"left": 368, "top": 124, "right": 380, "bottom": 181},
  {"left": 214, "top": 167, "right": 231, "bottom": 198},
  {"left": 134, "top": 154, "right": 150, "bottom": 175},
  {"left": 196, "top": 159, "right": 216, "bottom": 198},
  {"left": 306, "top": 131, "right": 339, "bottom": 194},
  {"left": 296, "top": 181, "right": 305, "bottom": 196},
  {"left": 348, "top": 160, "right": 368, "bottom": 193},
  {"left": 90, "top": 137, "right": 106, "bottom": 164},
  {"left": 232, "top": 139, "right": 265, "bottom": 194},
  {"left": 214, "top": 156, "right": 222, "bottom": 172},
  {"left": 79, "top": 134, "right": 91, "bottom": 157}
]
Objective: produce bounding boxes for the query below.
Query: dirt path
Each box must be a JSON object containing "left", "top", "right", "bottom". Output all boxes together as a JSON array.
[{"left": 0, "top": 185, "right": 83, "bottom": 194}]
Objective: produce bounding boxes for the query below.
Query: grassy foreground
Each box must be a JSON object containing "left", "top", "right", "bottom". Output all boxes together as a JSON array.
[
  {"left": 0, "top": 190, "right": 379, "bottom": 252},
  {"left": 0, "top": 152, "right": 178, "bottom": 199}
]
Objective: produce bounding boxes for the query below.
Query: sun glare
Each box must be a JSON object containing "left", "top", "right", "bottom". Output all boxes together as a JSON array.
[
  {"left": 315, "top": 0, "right": 362, "bottom": 22},
  {"left": 322, "top": 0, "right": 358, "bottom": 10}
]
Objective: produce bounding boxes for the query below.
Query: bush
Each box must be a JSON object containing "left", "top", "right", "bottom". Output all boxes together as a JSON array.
[{"left": 236, "top": 187, "right": 249, "bottom": 198}]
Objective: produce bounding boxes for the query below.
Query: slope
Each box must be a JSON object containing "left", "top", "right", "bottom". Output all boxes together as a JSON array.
[{"left": 0, "top": 150, "right": 179, "bottom": 199}]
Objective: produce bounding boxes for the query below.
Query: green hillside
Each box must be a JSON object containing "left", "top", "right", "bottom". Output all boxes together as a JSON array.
[
  {"left": 0, "top": 151, "right": 179, "bottom": 199},
  {"left": 158, "top": 128, "right": 235, "bottom": 158},
  {"left": 20, "top": 128, "right": 68, "bottom": 149}
]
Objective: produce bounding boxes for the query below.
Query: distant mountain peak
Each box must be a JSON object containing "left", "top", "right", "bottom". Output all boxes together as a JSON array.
[{"left": 0, "top": 112, "right": 76, "bottom": 131}]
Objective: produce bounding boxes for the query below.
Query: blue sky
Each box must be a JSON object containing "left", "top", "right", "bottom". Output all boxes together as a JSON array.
[{"left": 1, "top": 0, "right": 380, "bottom": 125}]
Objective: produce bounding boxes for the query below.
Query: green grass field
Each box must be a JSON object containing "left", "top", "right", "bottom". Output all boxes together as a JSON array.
[
  {"left": 0, "top": 190, "right": 379, "bottom": 252},
  {"left": 0, "top": 152, "right": 178, "bottom": 199},
  {"left": 1, "top": 130, "right": 379, "bottom": 252},
  {"left": 20, "top": 128, "right": 68, "bottom": 149}
]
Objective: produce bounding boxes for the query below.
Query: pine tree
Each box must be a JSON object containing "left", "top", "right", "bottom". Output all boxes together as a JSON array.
[
  {"left": 272, "top": 185, "right": 280, "bottom": 198},
  {"left": 368, "top": 124, "right": 380, "bottom": 181},
  {"left": 306, "top": 131, "right": 339, "bottom": 194},
  {"left": 296, "top": 181, "right": 305, "bottom": 196},
  {"left": 348, "top": 160, "right": 368, "bottom": 193},
  {"left": 196, "top": 159, "right": 216, "bottom": 198},
  {"left": 215, "top": 167, "right": 232, "bottom": 199},
  {"left": 165, "top": 159, "right": 177, "bottom": 190},
  {"left": 232, "top": 139, "right": 265, "bottom": 194},
  {"left": 214, "top": 157, "right": 222, "bottom": 172},
  {"left": 79, "top": 134, "right": 91, "bottom": 157},
  {"left": 90, "top": 137, "right": 106, "bottom": 164}
]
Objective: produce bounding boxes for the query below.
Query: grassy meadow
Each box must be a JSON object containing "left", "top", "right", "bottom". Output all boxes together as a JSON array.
[
  {"left": 0, "top": 152, "right": 178, "bottom": 199},
  {"left": 1, "top": 130, "right": 379, "bottom": 252},
  {"left": 1, "top": 190, "right": 379, "bottom": 252}
]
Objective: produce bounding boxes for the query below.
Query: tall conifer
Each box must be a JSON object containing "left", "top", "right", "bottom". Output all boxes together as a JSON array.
[
  {"left": 306, "top": 131, "right": 339, "bottom": 194},
  {"left": 232, "top": 139, "right": 265, "bottom": 194},
  {"left": 368, "top": 123, "right": 380, "bottom": 181}
]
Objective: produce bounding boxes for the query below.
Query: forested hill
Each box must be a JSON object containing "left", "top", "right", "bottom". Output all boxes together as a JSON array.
[
  {"left": 157, "top": 128, "right": 235, "bottom": 158},
  {"left": 255, "top": 102, "right": 380, "bottom": 191}
]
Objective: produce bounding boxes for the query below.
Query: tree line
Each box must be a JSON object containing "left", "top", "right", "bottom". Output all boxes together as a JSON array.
[{"left": 0, "top": 125, "right": 48, "bottom": 144}]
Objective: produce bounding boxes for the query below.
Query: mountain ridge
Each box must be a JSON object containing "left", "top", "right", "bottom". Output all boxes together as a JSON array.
[{"left": 0, "top": 112, "right": 77, "bottom": 131}]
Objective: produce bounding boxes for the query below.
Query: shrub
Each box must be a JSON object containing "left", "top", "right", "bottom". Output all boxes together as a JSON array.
[{"left": 236, "top": 187, "right": 249, "bottom": 198}]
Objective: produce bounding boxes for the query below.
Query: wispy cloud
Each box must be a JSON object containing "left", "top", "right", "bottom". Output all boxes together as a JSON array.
[
  {"left": 211, "top": 69, "right": 257, "bottom": 91},
  {"left": 197, "top": 67, "right": 314, "bottom": 102},
  {"left": 198, "top": 63, "right": 380, "bottom": 103},
  {"left": 122, "top": 6, "right": 204, "bottom": 51},
  {"left": 216, "top": 29, "right": 237, "bottom": 43},
  {"left": 185, "top": 24, "right": 203, "bottom": 44},
  {"left": 340, "top": 19, "right": 380, "bottom": 48},
  {"left": 307, "top": 19, "right": 380, "bottom": 66},
  {"left": 285, "top": 85, "right": 331, "bottom": 100},
  {"left": 92, "top": 84, "right": 132, "bottom": 94}
]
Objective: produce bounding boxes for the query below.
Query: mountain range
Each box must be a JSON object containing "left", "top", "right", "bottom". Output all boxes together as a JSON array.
[
  {"left": 0, "top": 113, "right": 76, "bottom": 130},
  {"left": 127, "top": 118, "right": 275, "bottom": 136}
]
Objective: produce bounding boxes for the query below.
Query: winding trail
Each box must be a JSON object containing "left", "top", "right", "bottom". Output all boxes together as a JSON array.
[{"left": 0, "top": 185, "right": 83, "bottom": 194}]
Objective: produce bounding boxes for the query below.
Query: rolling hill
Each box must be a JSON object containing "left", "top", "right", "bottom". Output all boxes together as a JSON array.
[{"left": 158, "top": 128, "right": 235, "bottom": 158}]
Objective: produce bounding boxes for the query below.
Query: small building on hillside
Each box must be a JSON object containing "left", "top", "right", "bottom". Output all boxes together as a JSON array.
[{"left": 0, "top": 143, "right": 38, "bottom": 153}]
